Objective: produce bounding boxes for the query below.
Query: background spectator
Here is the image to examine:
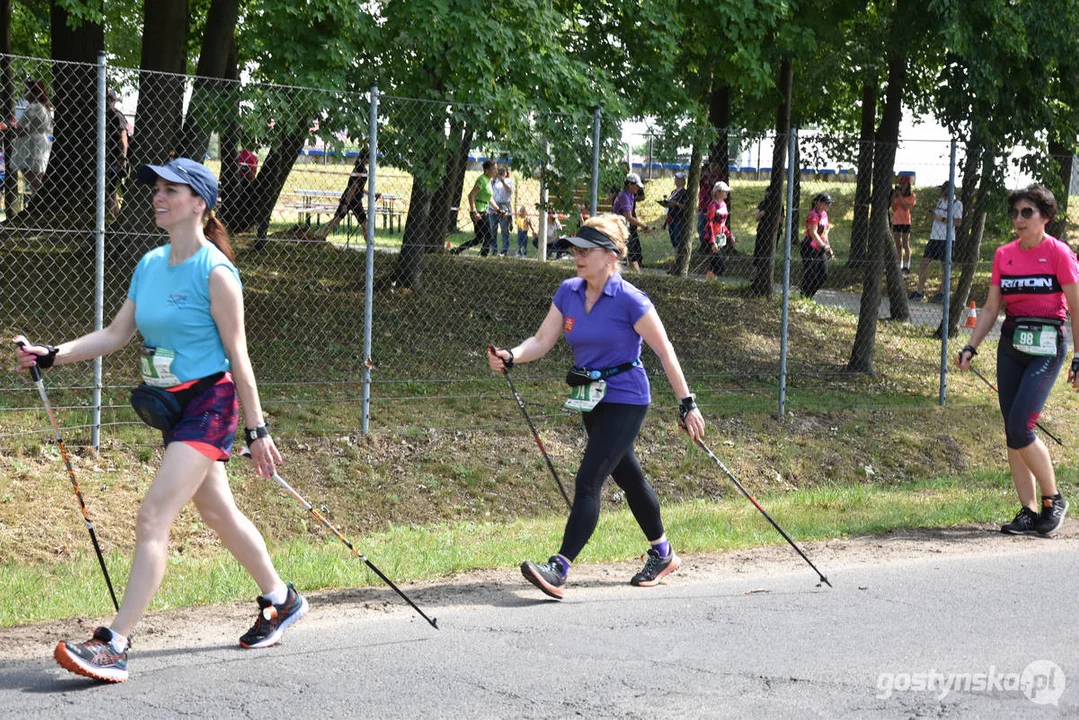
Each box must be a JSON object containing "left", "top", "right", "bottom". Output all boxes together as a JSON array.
[
  {"left": 106, "top": 89, "right": 129, "bottom": 218},
  {"left": 11, "top": 79, "right": 53, "bottom": 197}
]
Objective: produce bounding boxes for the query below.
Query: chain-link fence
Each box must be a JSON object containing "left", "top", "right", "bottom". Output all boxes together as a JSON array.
[{"left": 0, "top": 54, "right": 1073, "bottom": 448}]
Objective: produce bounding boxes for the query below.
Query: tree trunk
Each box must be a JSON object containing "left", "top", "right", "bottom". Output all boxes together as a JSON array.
[
  {"left": 749, "top": 58, "right": 792, "bottom": 297},
  {"left": 433, "top": 119, "right": 471, "bottom": 239},
  {"left": 118, "top": 0, "right": 189, "bottom": 244},
  {"left": 249, "top": 113, "right": 309, "bottom": 244},
  {"left": 789, "top": 141, "right": 801, "bottom": 250},
  {"left": 0, "top": 0, "right": 16, "bottom": 219},
  {"left": 708, "top": 82, "right": 731, "bottom": 215},
  {"left": 391, "top": 95, "right": 458, "bottom": 288},
  {"left": 849, "top": 81, "right": 877, "bottom": 266},
  {"left": 1046, "top": 137, "right": 1073, "bottom": 241},
  {"left": 847, "top": 51, "right": 907, "bottom": 372},
  {"left": 178, "top": 0, "right": 240, "bottom": 162},
  {"left": 216, "top": 41, "right": 249, "bottom": 232},
  {"left": 672, "top": 139, "right": 702, "bottom": 276},
  {"left": 939, "top": 140, "right": 986, "bottom": 337}
]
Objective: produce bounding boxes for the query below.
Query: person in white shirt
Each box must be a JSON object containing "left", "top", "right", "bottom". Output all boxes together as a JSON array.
[
  {"left": 492, "top": 166, "right": 515, "bottom": 255},
  {"left": 909, "top": 181, "right": 963, "bottom": 302}
]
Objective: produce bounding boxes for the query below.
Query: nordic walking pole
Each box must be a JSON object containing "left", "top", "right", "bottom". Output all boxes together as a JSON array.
[
  {"left": 268, "top": 470, "right": 437, "bottom": 628},
  {"left": 968, "top": 365, "right": 1063, "bottom": 446},
  {"left": 239, "top": 449, "right": 437, "bottom": 629},
  {"left": 692, "top": 435, "right": 832, "bottom": 588},
  {"left": 13, "top": 338, "right": 120, "bottom": 611},
  {"left": 488, "top": 345, "right": 573, "bottom": 509}
]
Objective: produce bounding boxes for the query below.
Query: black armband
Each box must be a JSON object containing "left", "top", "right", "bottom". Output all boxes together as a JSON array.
[
  {"left": 36, "top": 345, "right": 59, "bottom": 369},
  {"left": 960, "top": 344, "right": 978, "bottom": 359},
  {"left": 244, "top": 424, "right": 270, "bottom": 447},
  {"left": 678, "top": 395, "right": 698, "bottom": 424},
  {"left": 503, "top": 350, "right": 514, "bottom": 370}
]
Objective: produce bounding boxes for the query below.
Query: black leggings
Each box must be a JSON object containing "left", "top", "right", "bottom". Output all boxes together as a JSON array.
[
  {"left": 558, "top": 403, "right": 663, "bottom": 561},
  {"left": 800, "top": 239, "right": 828, "bottom": 298},
  {"left": 997, "top": 328, "right": 1064, "bottom": 449}
]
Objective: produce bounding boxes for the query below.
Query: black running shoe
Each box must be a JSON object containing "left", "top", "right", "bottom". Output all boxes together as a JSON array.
[
  {"left": 630, "top": 548, "right": 682, "bottom": 586},
  {"left": 1001, "top": 507, "right": 1040, "bottom": 535},
  {"left": 1035, "top": 495, "right": 1068, "bottom": 537},
  {"left": 54, "top": 626, "right": 129, "bottom": 683},
  {"left": 239, "top": 583, "right": 308, "bottom": 649},
  {"left": 520, "top": 557, "right": 566, "bottom": 600}
]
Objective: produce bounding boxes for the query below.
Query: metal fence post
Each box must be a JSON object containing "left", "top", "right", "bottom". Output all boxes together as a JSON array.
[
  {"left": 778, "top": 128, "right": 797, "bottom": 417},
  {"left": 362, "top": 85, "right": 378, "bottom": 435},
  {"left": 538, "top": 137, "right": 549, "bottom": 262},
  {"left": 590, "top": 107, "right": 601, "bottom": 216},
  {"left": 92, "top": 52, "right": 107, "bottom": 451},
  {"left": 939, "top": 138, "right": 958, "bottom": 406}
]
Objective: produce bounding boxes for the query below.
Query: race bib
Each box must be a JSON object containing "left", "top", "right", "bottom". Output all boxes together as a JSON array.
[
  {"left": 1013, "top": 322, "right": 1058, "bottom": 357},
  {"left": 140, "top": 346, "right": 181, "bottom": 387},
  {"left": 564, "top": 380, "right": 606, "bottom": 412}
]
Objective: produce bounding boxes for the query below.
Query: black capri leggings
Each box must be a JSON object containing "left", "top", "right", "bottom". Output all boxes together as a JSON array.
[
  {"left": 558, "top": 402, "right": 663, "bottom": 561},
  {"left": 997, "top": 328, "right": 1065, "bottom": 449}
]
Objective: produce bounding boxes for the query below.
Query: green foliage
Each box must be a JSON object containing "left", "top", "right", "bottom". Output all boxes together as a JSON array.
[{"left": 11, "top": 0, "right": 52, "bottom": 57}]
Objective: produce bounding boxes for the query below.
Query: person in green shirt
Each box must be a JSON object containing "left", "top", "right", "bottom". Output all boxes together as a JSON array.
[{"left": 450, "top": 160, "right": 500, "bottom": 255}]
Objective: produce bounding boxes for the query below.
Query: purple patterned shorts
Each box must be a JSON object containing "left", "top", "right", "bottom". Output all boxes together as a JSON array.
[{"left": 163, "top": 374, "right": 238, "bottom": 461}]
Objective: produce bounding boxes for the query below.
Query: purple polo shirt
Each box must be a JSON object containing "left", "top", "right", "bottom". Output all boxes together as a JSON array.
[
  {"left": 553, "top": 274, "right": 653, "bottom": 405},
  {"left": 613, "top": 189, "right": 635, "bottom": 217}
]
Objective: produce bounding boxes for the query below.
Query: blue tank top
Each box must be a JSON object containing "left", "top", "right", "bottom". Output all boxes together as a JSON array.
[{"left": 127, "top": 243, "right": 240, "bottom": 383}]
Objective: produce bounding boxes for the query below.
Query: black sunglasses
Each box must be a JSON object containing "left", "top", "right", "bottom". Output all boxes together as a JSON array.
[{"left": 1007, "top": 207, "right": 1036, "bottom": 220}]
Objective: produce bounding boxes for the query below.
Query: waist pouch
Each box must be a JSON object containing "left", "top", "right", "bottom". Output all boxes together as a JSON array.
[
  {"left": 130, "top": 372, "right": 225, "bottom": 432},
  {"left": 566, "top": 358, "right": 641, "bottom": 387}
]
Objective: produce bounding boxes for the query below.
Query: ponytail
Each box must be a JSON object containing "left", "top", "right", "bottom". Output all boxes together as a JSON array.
[{"left": 203, "top": 213, "right": 236, "bottom": 263}]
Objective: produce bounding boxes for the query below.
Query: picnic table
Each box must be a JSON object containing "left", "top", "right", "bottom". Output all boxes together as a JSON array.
[{"left": 375, "top": 193, "right": 403, "bottom": 233}]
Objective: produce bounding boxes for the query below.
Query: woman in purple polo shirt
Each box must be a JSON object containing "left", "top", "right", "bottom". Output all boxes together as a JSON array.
[{"left": 488, "top": 214, "right": 705, "bottom": 600}]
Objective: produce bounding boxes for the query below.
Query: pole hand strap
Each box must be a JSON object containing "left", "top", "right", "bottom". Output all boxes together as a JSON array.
[{"left": 678, "top": 394, "right": 698, "bottom": 426}]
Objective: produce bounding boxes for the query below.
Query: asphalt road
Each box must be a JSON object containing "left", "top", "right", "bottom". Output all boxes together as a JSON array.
[{"left": 1, "top": 535, "right": 1075, "bottom": 719}]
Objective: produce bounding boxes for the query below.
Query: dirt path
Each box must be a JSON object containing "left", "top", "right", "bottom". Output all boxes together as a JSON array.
[{"left": 2, "top": 522, "right": 1074, "bottom": 663}]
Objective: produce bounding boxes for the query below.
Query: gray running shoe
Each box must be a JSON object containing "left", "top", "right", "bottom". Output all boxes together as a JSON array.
[
  {"left": 239, "top": 582, "right": 308, "bottom": 648},
  {"left": 1035, "top": 495, "right": 1068, "bottom": 537},
  {"left": 520, "top": 557, "right": 566, "bottom": 600},
  {"left": 630, "top": 548, "right": 682, "bottom": 587}
]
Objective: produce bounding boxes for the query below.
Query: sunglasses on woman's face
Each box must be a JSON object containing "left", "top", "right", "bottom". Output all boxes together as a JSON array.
[{"left": 1007, "top": 207, "right": 1037, "bottom": 220}]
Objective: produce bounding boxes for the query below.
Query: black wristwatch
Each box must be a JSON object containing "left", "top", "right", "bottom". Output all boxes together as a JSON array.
[{"left": 244, "top": 424, "right": 270, "bottom": 447}]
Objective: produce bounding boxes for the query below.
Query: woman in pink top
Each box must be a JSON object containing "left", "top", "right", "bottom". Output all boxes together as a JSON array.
[
  {"left": 701, "top": 181, "right": 735, "bottom": 279},
  {"left": 800, "top": 193, "right": 834, "bottom": 298},
  {"left": 891, "top": 177, "right": 916, "bottom": 273},
  {"left": 958, "top": 184, "right": 1079, "bottom": 536}
]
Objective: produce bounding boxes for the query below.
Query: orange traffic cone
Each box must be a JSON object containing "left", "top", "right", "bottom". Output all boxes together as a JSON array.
[{"left": 964, "top": 301, "right": 978, "bottom": 328}]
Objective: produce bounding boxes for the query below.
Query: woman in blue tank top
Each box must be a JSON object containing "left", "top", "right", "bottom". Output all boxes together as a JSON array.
[
  {"left": 489, "top": 213, "right": 705, "bottom": 600},
  {"left": 16, "top": 158, "right": 306, "bottom": 683}
]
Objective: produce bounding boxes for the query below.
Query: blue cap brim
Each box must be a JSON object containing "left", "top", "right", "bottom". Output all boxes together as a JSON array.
[{"left": 136, "top": 163, "right": 186, "bottom": 187}]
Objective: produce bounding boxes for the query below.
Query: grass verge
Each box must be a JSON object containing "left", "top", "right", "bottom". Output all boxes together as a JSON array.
[{"left": 0, "top": 471, "right": 1019, "bottom": 627}]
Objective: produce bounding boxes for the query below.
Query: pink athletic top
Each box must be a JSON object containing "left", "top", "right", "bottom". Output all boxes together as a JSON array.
[
  {"left": 805, "top": 209, "right": 829, "bottom": 250},
  {"left": 991, "top": 235, "right": 1079, "bottom": 321}
]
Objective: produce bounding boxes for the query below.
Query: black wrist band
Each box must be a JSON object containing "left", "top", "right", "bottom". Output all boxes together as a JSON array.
[
  {"left": 36, "top": 345, "right": 59, "bottom": 370},
  {"left": 244, "top": 425, "right": 270, "bottom": 447},
  {"left": 961, "top": 344, "right": 977, "bottom": 358},
  {"left": 503, "top": 350, "right": 514, "bottom": 370},
  {"left": 678, "top": 395, "right": 697, "bottom": 423}
]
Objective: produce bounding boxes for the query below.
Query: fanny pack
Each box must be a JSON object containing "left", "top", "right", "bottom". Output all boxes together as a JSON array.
[
  {"left": 130, "top": 372, "right": 225, "bottom": 432},
  {"left": 566, "top": 358, "right": 641, "bottom": 387}
]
